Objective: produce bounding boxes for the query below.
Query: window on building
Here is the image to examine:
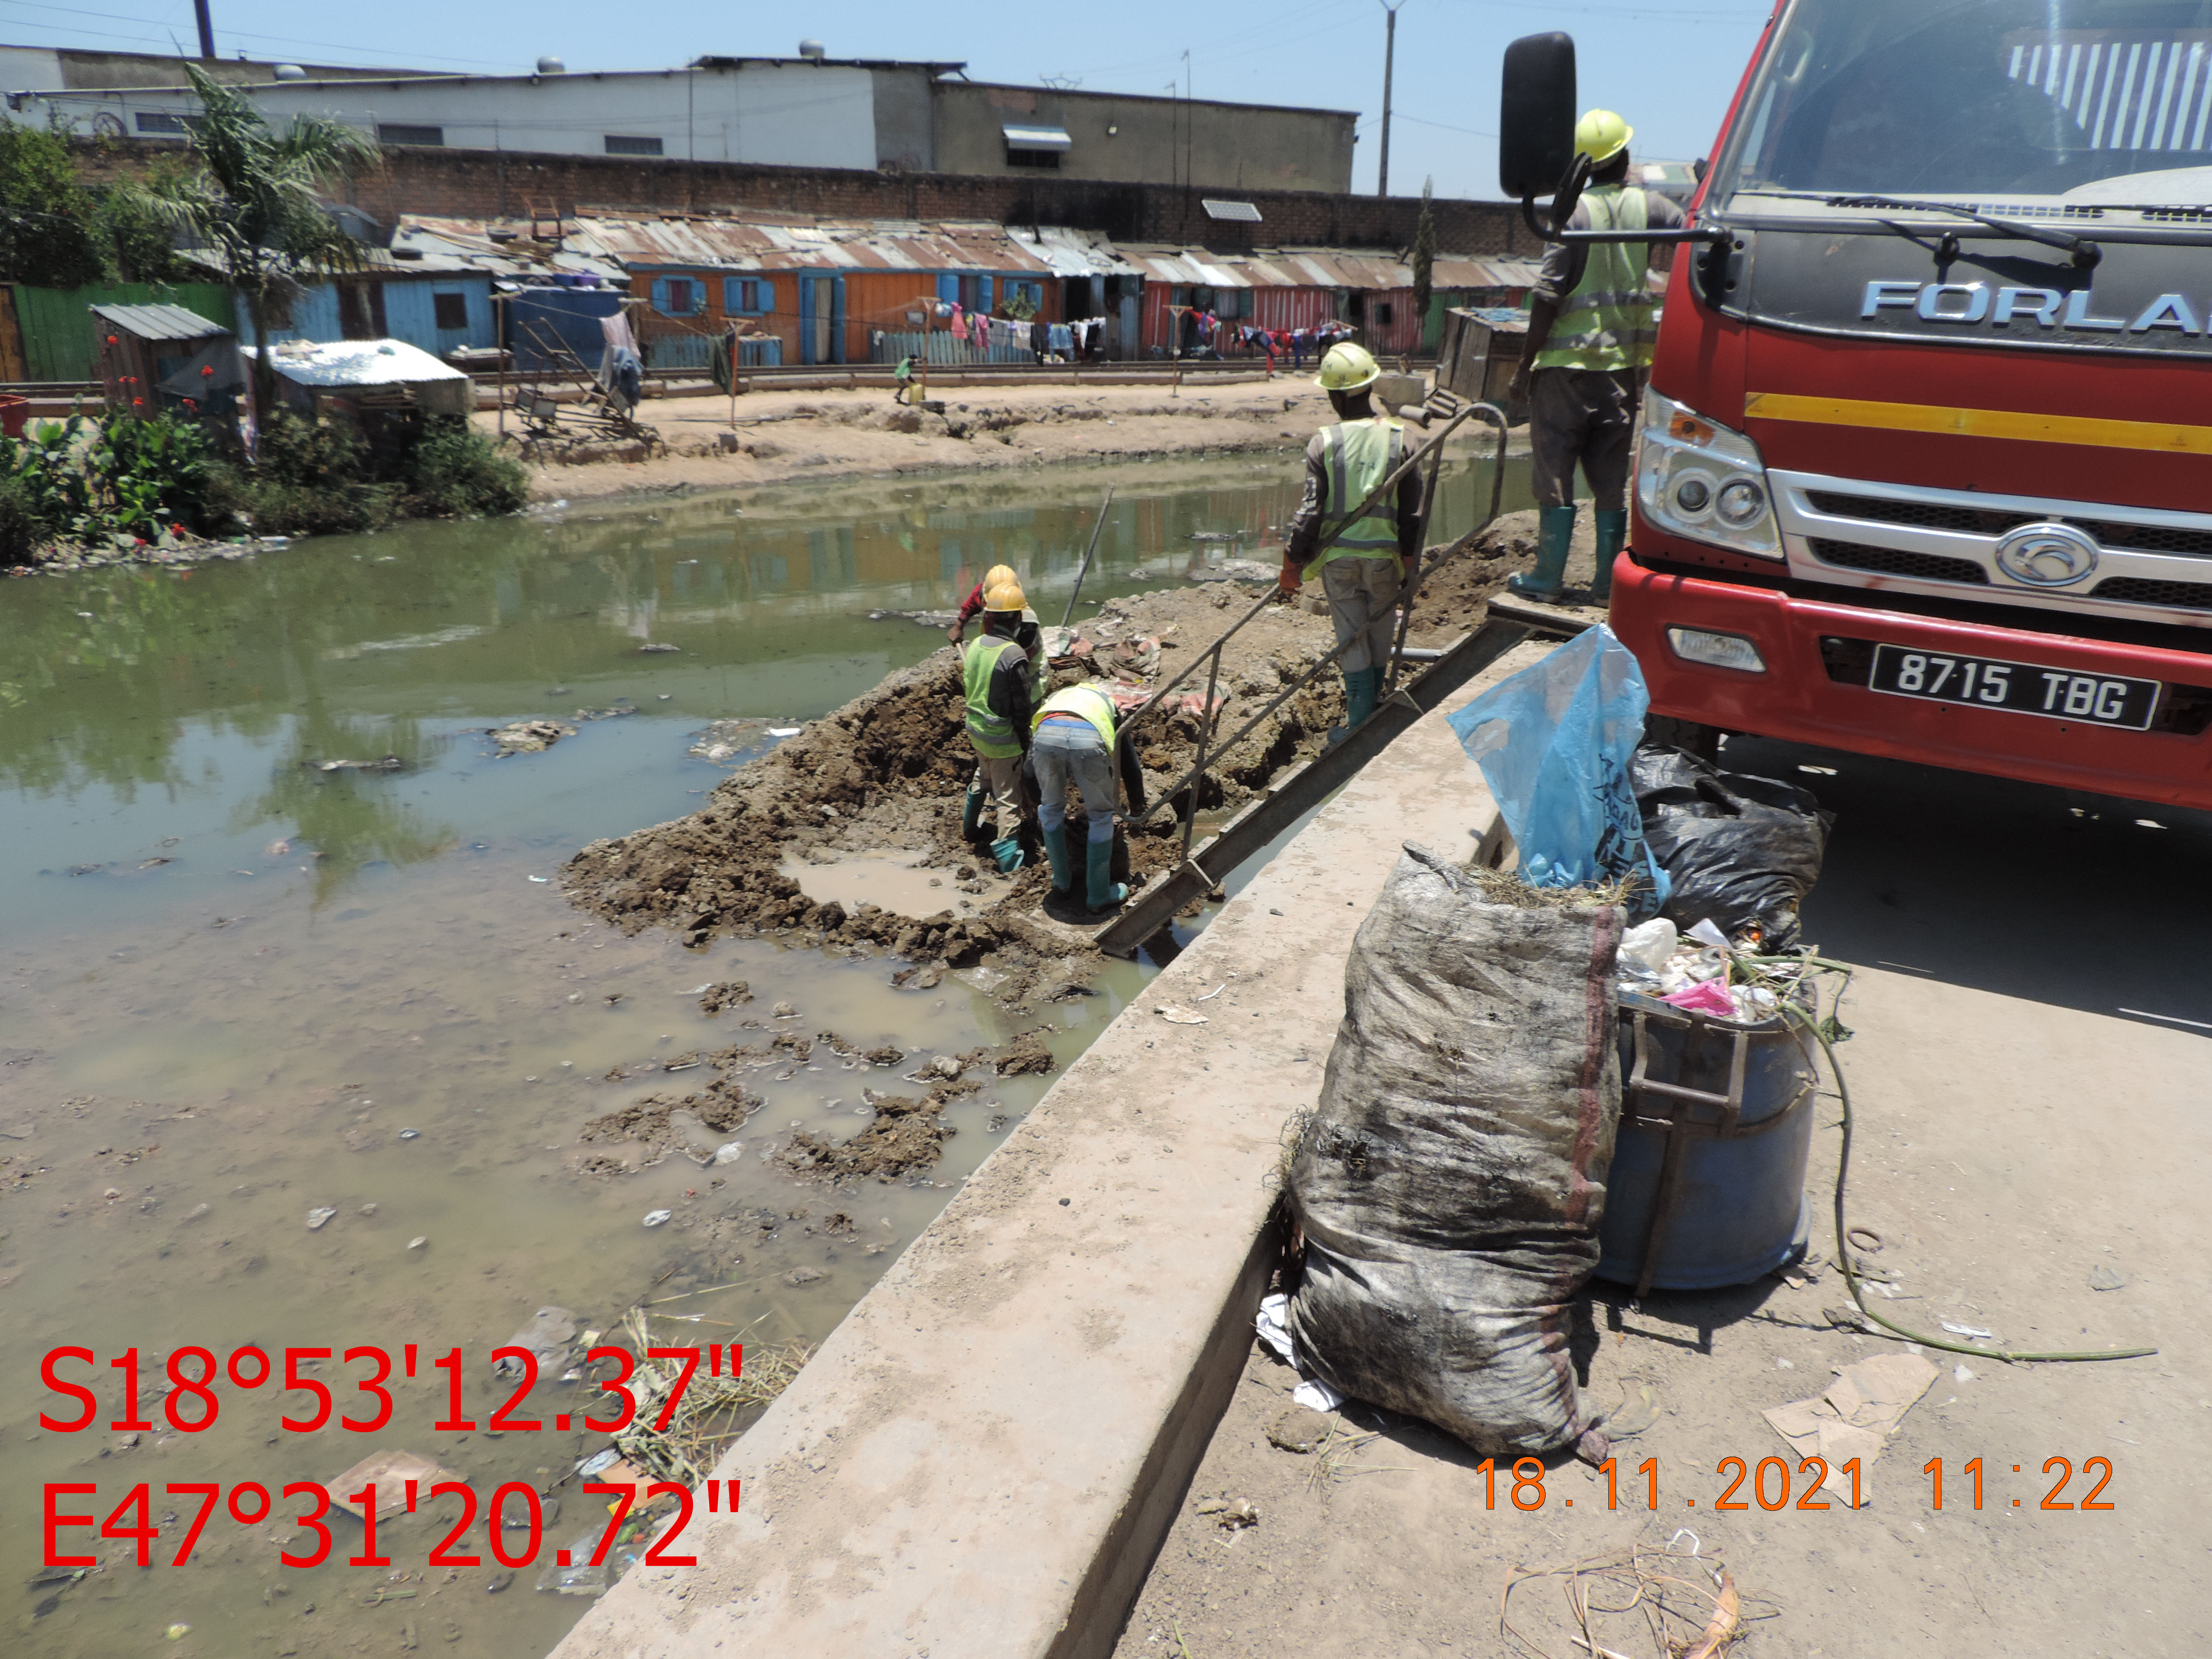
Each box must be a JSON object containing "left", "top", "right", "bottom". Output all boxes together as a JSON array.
[
  {"left": 723, "top": 277, "right": 777, "bottom": 316},
  {"left": 653, "top": 276, "right": 702, "bottom": 317},
  {"left": 432, "top": 291, "right": 470, "bottom": 330},
  {"left": 135, "top": 111, "right": 191, "bottom": 135},
  {"left": 1006, "top": 148, "right": 1060, "bottom": 169},
  {"left": 1377, "top": 301, "right": 1395, "bottom": 327},
  {"left": 604, "top": 135, "right": 663, "bottom": 156},
  {"left": 378, "top": 124, "right": 444, "bottom": 147}
]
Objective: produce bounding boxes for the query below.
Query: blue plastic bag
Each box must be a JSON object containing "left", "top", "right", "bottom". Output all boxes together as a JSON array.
[{"left": 1447, "top": 625, "right": 1667, "bottom": 899}]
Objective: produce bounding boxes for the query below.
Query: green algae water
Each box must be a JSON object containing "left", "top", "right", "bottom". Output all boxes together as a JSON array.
[{"left": 0, "top": 445, "right": 1522, "bottom": 1658}]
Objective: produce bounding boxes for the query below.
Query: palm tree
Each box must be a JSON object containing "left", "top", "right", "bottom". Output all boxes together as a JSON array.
[
  {"left": 125, "top": 62, "right": 379, "bottom": 412},
  {"left": 1411, "top": 177, "right": 1437, "bottom": 352}
]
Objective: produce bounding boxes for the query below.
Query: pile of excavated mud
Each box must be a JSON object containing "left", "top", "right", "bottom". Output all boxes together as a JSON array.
[
  {"left": 562, "top": 528, "right": 1531, "bottom": 987},
  {"left": 562, "top": 586, "right": 1351, "bottom": 977}
]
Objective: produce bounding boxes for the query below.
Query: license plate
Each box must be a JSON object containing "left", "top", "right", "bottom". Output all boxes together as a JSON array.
[{"left": 1868, "top": 645, "right": 2158, "bottom": 729}]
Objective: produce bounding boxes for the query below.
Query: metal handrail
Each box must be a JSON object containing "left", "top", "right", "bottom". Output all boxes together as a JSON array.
[
  {"left": 1130, "top": 401, "right": 1512, "bottom": 847},
  {"left": 1117, "top": 403, "right": 1480, "bottom": 735}
]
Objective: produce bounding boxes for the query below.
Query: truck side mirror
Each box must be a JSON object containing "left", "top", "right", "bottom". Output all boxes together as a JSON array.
[{"left": 1499, "top": 32, "right": 1576, "bottom": 200}]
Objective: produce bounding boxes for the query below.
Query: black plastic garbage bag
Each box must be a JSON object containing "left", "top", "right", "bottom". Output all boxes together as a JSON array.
[
  {"left": 1631, "top": 746, "right": 1834, "bottom": 951},
  {"left": 1286, "top": 844, "right": 1623, "bottom": 1463}
]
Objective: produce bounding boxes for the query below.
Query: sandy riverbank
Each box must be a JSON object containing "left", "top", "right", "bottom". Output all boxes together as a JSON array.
[{"left": 478, "top": 377, "right": 1343, "bottom": 503}]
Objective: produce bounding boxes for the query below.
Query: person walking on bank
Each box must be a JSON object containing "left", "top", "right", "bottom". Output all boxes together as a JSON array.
[
  {"left": 1277, "top": 342, "right": 1426, "bottom": 740},
  {"left": 1031, "top": 682, "right": 1149, "bottom": 917},
  {"left": 961, "top": 580, "right": 1037, "bottom": 872},
  {"left": 1508, "top": 108, "right": 1684, "bottom": 605}
]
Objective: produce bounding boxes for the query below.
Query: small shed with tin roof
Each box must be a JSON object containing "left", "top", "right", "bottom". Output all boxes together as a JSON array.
[{"left": 90, "top": 301, "right": 245, "bottom": 424}]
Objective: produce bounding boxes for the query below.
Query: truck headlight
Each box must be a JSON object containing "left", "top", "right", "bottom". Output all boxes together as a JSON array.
[{"left": 1636, "top": 389, "right": 1781, "bottom": 559}]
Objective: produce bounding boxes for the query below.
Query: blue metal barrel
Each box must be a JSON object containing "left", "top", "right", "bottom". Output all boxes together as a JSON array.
[{"left": 1595, "top": 989, "right": 1820, "bottom": 1293}]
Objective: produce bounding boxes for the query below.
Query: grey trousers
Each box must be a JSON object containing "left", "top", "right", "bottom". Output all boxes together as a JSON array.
[
  {"left": 1033, "top": 719, "right": 1118, "bottom": 844},
  {"left": 1322, "top": 554, "right": 1404, "bottom": 675},
  {"left": 969, "top": 752, "right": 1022, "bottom": 827},
  {"left": 1529, "top": 366, "right": 1640, "bottom": 511}
]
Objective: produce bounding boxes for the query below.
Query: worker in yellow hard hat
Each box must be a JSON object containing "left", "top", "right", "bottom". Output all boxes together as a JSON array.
[
  {"left": 960, "top": 578, "right": 1038, "bottom": 871},
  {"left": 1278, "top": 340, "right": 1426, "bottom": 740},
  {"left": 1029, "top": 680, "right": 1148, "bottom": 917},
  {"left": 1507, "top": 108, "right": 1685, "bottom": 605},
  {"left": 947, "top": 563, "right": 1021, "bottom": 644}
]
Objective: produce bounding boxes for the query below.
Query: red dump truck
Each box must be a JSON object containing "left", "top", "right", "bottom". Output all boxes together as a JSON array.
[{"left": 1501, "top": 2, "right": 2212, "bottom": 808}]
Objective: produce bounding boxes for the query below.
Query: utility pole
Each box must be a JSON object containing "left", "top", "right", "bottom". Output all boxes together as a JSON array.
[
  {"left": 192, "top": 0, "right": 215, "bottom": 60},
  {"left": 1378, "top": 0, "right": 1405, "bottom": 198}
]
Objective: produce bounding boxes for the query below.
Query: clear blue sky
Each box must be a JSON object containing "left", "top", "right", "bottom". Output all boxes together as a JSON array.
[{"left": 6, "top": 0, "right": 1776, "bottom": 199}]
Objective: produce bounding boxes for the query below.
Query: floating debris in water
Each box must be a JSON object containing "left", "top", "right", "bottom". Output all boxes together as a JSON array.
[
  {"left": 397, "top": 1129, "right": 421, "bottom": 1140},
  {"left": 642, "top": 1209, "right": 674, "bottom": 1228},
  {"left": 305, "top": 1207, "right": 337, "bottom": 1231},
  {"left": 408, "top": 1236, "right": 428, "bottom": 1250}
]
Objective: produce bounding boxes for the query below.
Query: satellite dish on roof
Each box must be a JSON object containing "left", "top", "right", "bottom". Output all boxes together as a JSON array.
[
  {"left": 537, "top": 56, "right": 567, "bottom": 74},
  {"left": 798, "top": 40, "right": 826, "bottom": 60},
  {"left": 273, "top": 64, "right": 307, "bottom": 80}
]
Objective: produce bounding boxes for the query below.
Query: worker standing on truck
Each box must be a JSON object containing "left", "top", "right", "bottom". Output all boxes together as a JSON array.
[
  {"left": 1278, "top": 341, "right": 1426, "bottom": 740},
  {"left": 1508, "top": 108, "right": 1685, "bottom": 604},
  {"left": 961, "top": 580, "right": 1037, "bottom": 872},
  {"left": 1031, "top": 682, "right": 1150, "bottom": 917}
]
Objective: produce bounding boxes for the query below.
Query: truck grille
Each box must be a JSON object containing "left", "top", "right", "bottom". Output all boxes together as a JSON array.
[
  {"left": 2092, "top": 576, "right": 2212, "bottom": 613},
  {"left": 1805, "top": 490, "right": 2212, "bottom": 558},
  {"left": 1808, "top": 538, "right": 1989, "bottom": 585}
]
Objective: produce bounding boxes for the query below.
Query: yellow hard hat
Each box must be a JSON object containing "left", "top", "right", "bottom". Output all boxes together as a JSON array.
[
  {"left": 1316, "top": 342, "right": 1381, "bottom": 393},
  {"left": 1575, "top": 108, "right": 1633, "bottom": 166},
  {"left": 984, "top": 579, "right": 1027, "bottom": 613},
  {"left": 984, "top": 563, "right": 1017, "bottom": 589}
]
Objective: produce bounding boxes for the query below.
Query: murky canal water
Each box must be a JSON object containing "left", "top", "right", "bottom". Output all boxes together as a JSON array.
[{"left": 1, "top": 441, "right": 1523, "bottom": 1657}]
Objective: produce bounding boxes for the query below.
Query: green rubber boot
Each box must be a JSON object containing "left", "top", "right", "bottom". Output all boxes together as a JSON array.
[
  {"left": 961, "top": 786, "right": 988, "bottom": 844},
  {"left": 1041, "top": 825, "right": 1074, "bottom": 898},
  {"left": 1591, "top": 509, "right": 1629, "bottom": 602},
  {"left": 1345, "top": 665, "right": 1380, "bottom": 728},
  {"left": 1083, "top": 836, "right": 1127, "bottom": 914},
  {"left": 1507, "top": 506, "right": 1577, "bottom": 600},
  {"left": 990, "top": 834, "right": 1026, "bottom": 875}
]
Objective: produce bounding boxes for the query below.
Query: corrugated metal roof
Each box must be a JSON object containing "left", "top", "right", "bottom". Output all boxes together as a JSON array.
[
  {"left": 1006, "top": 226, "right": 1141, "bottom": 278},
  {"left": 89, "top": 302, "right": 230, "bottom": 342},
  {"left": 563, "top": 215, "right": 1054, "bottom": 276},
  {"left": 243, "top": 338, "right": 467, "bottom": 388}
]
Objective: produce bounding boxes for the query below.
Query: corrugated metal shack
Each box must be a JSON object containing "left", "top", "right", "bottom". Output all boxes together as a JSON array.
[
  {"left": 562, "top": 214, "right": 1059, "bottom": 369},
  {"left": 1124, "top": 248, "right": 1540, "bottom": 361},
  {"left": 91, "top": 301, "right": 244, "bottom": 423}
]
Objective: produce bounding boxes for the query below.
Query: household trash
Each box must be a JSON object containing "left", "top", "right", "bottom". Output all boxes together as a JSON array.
[
  {"left": 327, "top": 1450, "right": 458, "bottom": 1521},
  {"left": 1761, "top": 1352, "right": 1938, "bottom": 1500},
  {"left": 408, "top": 1236, "right": 428, "bottom": 1250},
  {"left": 488, "top": 719, "right": 577, "bottom": 753},
  {"left": 1939, "top": 1320, "right": 1994, "bottom": 1340},
  {"left": 537, "top": 1528, "right": 616, "bottom": 1596},
  {"left": 1292, "top": 1378, "right": 1345, "bottom": 1412},
  {"left": 1154, "top": 1003, "right": 1209, "bottom": 1025},
  {"left": 494, "top": 1306, "right": 578, "bottom": 1378},
  {"left": 305, "top": 1207, "right": 337, "bottom": 1231},
  {"left": 1255, "top": 1292, "right": 1348, "bottom": 1410},
  {"left": 1632, "top": 745, "right": 1834, "bottom": 951},
  {"left": 1446, "top": 625, "right": 1666, "bottom": 895},
  {"left": 2089, "top": 1265, "right": 2127, "bottom": 1291},
  {"left": 689, "top": 719, "right": 771, "bottom": 764},
  {"left": 713, "top": 1141, "right": 745, "bottom": 1165},
  {"left": 1618, "top": 917, "right": 1678, "bottom": 973},
  {"left": 767, "top": 726, "right": 803, "bottom": 738},
  {"left": 642, "top": 1209, "right": 674, "bottom": 1227},
  {"left": 1286, "top": 844, "right": 1622, "bottom": 1463}
]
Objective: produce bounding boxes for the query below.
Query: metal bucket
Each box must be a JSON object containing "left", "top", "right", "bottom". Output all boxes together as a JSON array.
[{"left": 1594, "top": 989, "right": 1820, "bottom": 1294}]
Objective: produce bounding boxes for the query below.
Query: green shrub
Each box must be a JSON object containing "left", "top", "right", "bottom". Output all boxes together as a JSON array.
[
  {"left": 0, "top": 412, "right": 233, "bottom": 554},
  {"left": 402, "top": 417, "right": 530, "bottom": 518},
  {"left": 0, "top": 475, "right": 38, "bottom": 565},
  {"left": 207, "top": 410, "right": 397, "bottom": 536}
]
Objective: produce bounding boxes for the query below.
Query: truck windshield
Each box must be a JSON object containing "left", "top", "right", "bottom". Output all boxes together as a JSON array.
[{"left": 1715, "top": 0, "right": 2212, "bottom": 206}]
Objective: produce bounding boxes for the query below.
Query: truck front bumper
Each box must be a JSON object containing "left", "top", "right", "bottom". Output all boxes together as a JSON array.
[{"left": 1608, "top": 556, "right": 2212, "bottom": 809}]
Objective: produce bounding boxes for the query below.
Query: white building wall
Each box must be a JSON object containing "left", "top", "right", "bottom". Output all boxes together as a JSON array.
[{"left": 9, "top": 64, "right": 880, "bottom": 169}]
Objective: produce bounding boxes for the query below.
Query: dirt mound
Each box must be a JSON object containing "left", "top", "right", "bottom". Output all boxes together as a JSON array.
[
  {"left": 778, "top": 1089, "right": 956, "bottom": 1182},
  {"left": 562, "top": 588, "right": 1348, "bottom": 965}
]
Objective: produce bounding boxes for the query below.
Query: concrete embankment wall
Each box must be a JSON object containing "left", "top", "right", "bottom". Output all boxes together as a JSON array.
[{"left": 548, "top": 642, "right": 1551, "bottom": 1659}]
